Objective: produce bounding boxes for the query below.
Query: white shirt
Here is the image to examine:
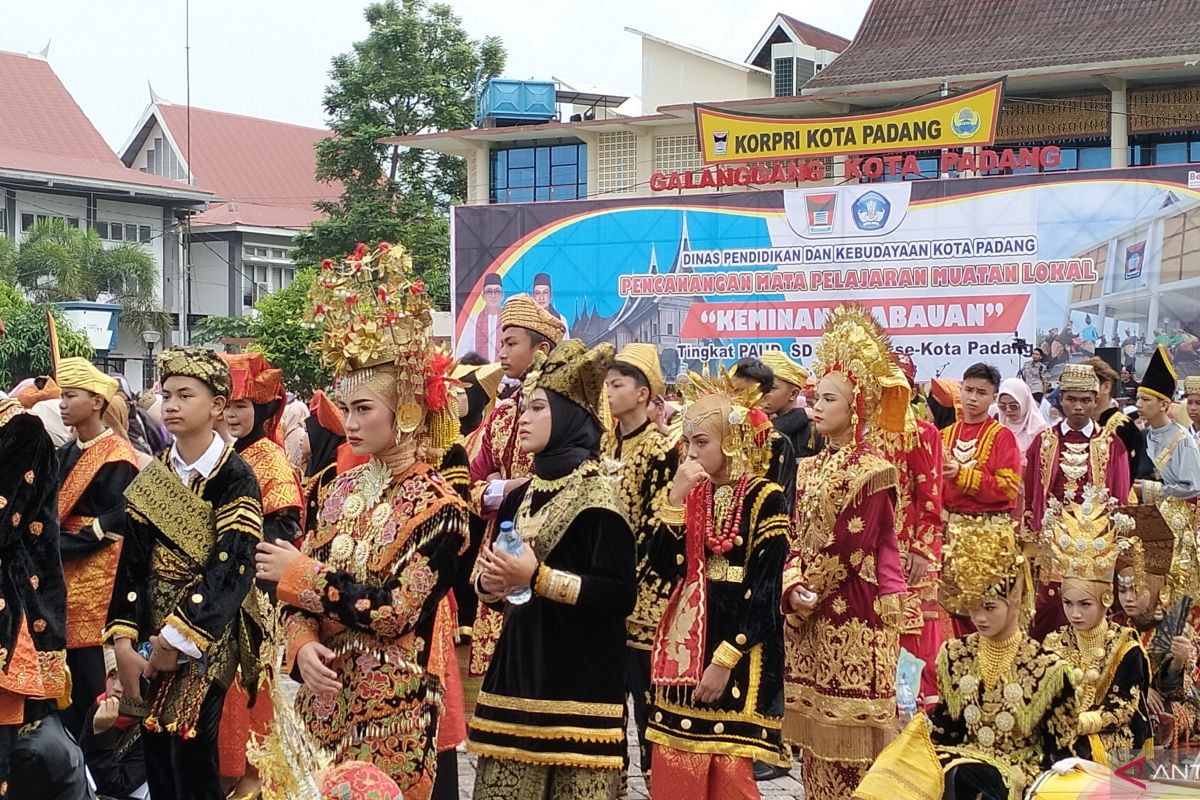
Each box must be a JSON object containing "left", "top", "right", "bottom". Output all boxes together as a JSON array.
[
  {"left": 1059, "top": 418, "right": 1096, "bottom": 438},
  {"left": 169, "top": 431, "right": 225, "bottom": 483},
  {"left": 161, "top": 431, "right": 226, "bottom": 658}
]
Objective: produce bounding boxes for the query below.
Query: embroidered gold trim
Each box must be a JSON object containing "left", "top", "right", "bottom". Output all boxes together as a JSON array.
[
  {"left": 465, "top": 741, "right": 623, "bottom": 770},
  {"left": 712, "top": 641, "right": 743, "bottom": 669},
  {"left": 469, "top": 716, "right": 624, "bottom": 743},
  {"left": 475, "top": 690, "right": 624, "bottom": 718}
]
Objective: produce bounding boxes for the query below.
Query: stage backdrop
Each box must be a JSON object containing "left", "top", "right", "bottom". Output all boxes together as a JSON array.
[{"left": 452, "top": 165, "right": 1200, "bottom": 382}]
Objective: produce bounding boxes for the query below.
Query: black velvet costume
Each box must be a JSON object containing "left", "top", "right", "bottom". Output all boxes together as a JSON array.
[
  {"left": 302, "top": 413, "right": 343, "bottom": 538},
  {"left": 773, "top": 407, "right": 823, "bottom": 462},
  {"left": 103, "top": 442, "right": 263, "bottom": 800},
  {"left": 468, "top": 390, "right": 636, "bottom": 799},
  {"left": 929, "top": 634, "right": 1079, "bottom": 799},
  {"left": 1098, "top": 407, "right": 1153, "bottom": 481},
  {"left": 0, "top": 402, "right": 68, "bottom": 792},
  {"left": 645, "top": 477, "right": 789, "bottom": 763}
]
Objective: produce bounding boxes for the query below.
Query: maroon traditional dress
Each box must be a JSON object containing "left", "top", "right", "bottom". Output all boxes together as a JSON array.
[{"left": 783, "top": 442, "right": 906, "bottom": 800}]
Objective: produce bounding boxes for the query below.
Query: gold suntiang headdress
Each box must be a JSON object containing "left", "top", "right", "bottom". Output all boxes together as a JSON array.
[
  {"left": 941, "top": 515, "right": 1029, "bottom": 614},
  {"left": 679, "top": 366, "right": 774, "bottom": 480},
  {"left": 812, "top": 304, "right": 909, "bottom": 442},
  {"left": 524, "top": 338, "right": 615, "bottom": 420},
  {"left": 1043, "top": 485, "right": 1137, "bottom": 584},
  {"left": 308, "top": 242, "right": 458, "bottom": 451}
]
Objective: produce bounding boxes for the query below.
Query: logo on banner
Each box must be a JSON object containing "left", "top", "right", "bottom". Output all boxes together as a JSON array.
[
  {"left": 804, "top": 193, "right": 837, "bottom": 234},
  {"left": 951, "top": 107, "right": 982, "bottom": 138},
  {"left": 852, "top": 191, "right": 891, "bottom": 231},
  {"left": 713, "top": 131, "right": 728, "bottom": 156},
  {"left": 1125, "top": 241, "right": 1146, "bottom": 280}
]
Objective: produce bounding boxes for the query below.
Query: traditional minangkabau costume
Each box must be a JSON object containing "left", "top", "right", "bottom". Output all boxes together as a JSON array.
[
  {"left": 468, "top": 339, "right": 636, "bottom": 800},
  {"left": 886, "top": 351, "right": 944, "bottom": 705},
  {"left": 277, "top": 242, "right": 467, "bottom": 800},
  {"left": 1040, "top": 488, "right": 1151, "bottom": 765},
  {"left": 1112, "top": 509, "right": 1200, "bottom": 748},
  {"left": 103, "top": 347, "right": 265, "bottom": 800},
  {"left": 759, "top": 350, "right": 823, "bottom": 461},
  {"left": 1137, "top": 345, "right": 1200, "bottom": 596},
  {"left": 52, "top": 358, "right": 139, "bottom": 734},
  {"left": 929, "top": 517, "right": 1078, "bottom": 800},
  {"left": 466, "top": 295, "right": 565, "bottom": 682},
  {"left": 644, "top": 369, "right": 788, "bottom": 800},
  {"left": 781, "top": 305, "right": 908, "bottom": 800},
  {"left": 217, "top": 351, "right": 304, "bottom": 784},
  {"left": 941, "top": 378, "right": 1022, "bottom": 637},
  {"left": 0, "top": 399, "right": 71, "bottom": 796},
  {"left": 1025, "top": 365, "right": 1131, "bottom": 642},
  {"left": 600, "top": 343, "right": 681, "bottom": 780}
]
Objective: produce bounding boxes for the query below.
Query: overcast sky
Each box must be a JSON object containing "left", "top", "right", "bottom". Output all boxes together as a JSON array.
[{"left": 2, "top": 0, "right": 870, "bottom": 149}]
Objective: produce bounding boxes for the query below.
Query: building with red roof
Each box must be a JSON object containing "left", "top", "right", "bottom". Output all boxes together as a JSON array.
[
  {"left": 119, "top": 101, "right": 340, "bottom": 319},
  {"left": 0, "top": 48, "right": 212, "bottom": 386}
]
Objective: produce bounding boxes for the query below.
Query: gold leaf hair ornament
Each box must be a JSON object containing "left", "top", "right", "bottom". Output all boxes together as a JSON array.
[
  {"left": 678, "top": 365, "right": 773, "bottom": 481},
  {"left": 1042, "top": 485, "right": 1137, "bottom": 585},
  {"left": 811, "top": 303, "right": 909, "bottom": 444}
]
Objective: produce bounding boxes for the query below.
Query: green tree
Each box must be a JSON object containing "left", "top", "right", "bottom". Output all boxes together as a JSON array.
[
  {"left": 191, "top": 270, "right": 329, "bottom": 395},
  {"left": 12, "top": 219, "right": 171, "bottom": 335},
  {"left": 291, "top": 0, "right": 505, "bottom": 310},
  {"left": 0, "top": 280, "right": 93, "bottom": 389}
]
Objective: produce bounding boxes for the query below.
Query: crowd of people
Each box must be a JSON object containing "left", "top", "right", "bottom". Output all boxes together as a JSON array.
[{"left": 5, "top": 241, "right": 1200, "bottom": 800}]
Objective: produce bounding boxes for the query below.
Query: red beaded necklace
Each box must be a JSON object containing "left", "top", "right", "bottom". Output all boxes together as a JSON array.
[{"left": 703, "top": 474, "right": 749, "bottom": 555}]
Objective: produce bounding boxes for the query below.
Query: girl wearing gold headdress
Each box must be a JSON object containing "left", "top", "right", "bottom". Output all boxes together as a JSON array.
[
  {"left": 254, "top": 242, "right": 468, "bottom": 800},
  {"left": 1041, "top": 488, "right": 1151, "bottom": 764},
  {"left": 643, "top": 368, "right": 789, "bottom": 800},
  {"left": 781, "top": 304, "right": 908, "bottom": 799},
  {"left": 930, "top": 517, "right": 1078, "bottom": 799},
  {"left": 466, "top": 338, "right": 636, "bottom": 800}
]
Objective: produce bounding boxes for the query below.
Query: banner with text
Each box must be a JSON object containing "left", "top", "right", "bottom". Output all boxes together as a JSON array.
[
  {"left": 452, "top": 166, "right": 1200, "bottom": 382},
  {"left": 694, "top": 79, "right": 1004, "bottom": 164}
]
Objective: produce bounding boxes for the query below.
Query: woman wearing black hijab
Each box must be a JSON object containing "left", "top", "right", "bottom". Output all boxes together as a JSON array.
[{"left": 469, "top": 340, "right": 636, "bottom": 800}]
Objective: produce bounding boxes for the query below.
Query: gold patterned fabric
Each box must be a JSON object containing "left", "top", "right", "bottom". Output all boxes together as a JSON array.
[
  {"left": 56, "top": 356, "right": 118, "bottom": 402},
  {"left": 613, "top": 343, "right": 665, "bottom": 398},
  {"left": 929, "top": 633, "right": 1079, "bottom": 793},
  {"left": 525, "top": 339, "right": 614, "bottom": 421},
  {"left": 157, "top": 347, "right": 232, "bottom": 398},
  {"left": 1058, "top": 364, "right": 1099, "bottom": 393},
  {"left": 759, "top": 350, "right": 808, "bottom": 389},
  {"left": 499, "top": 294, "right": 566, "bottom": 344},
  {"left": 473, "top": 755, "right": 620, "bottom": 800},
  {"left": 239, "top": 438, "right": 303, "bottom": 518}
]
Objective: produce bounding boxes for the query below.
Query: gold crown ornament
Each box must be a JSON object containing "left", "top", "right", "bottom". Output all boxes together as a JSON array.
[
  {"left": 1042, "top": 485, "right": 1138, "bottom": 584},
  {"left": 308, "top": 242, "right": 456, "bottom": 443},
  {"left": 679, "top": 365, "right": 774, "bottom": 480},
  {"left": 811, "top": 303, "right": 910, "bottom": 442},
  {"left": 940, "top": 514, "right": 1030, "bottom": 615}
]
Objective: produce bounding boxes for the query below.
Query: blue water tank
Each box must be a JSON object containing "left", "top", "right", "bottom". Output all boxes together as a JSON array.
[{"left": 476, "top": 79, "right": 557, "bottom": 127}]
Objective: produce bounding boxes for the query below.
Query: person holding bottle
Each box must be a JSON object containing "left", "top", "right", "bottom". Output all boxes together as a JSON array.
[{"left": 467, "top": 339, "right": 636, "bottom": 800}]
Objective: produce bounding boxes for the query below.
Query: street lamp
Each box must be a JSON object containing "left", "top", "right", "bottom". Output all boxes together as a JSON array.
[{"left": 141, "top": 329, "right": 162, "bottom": 391}]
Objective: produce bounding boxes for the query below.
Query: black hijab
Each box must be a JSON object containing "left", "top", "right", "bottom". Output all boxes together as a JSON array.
[
  {"left": 234, "top": 399, "right": 281, "bottom": 452},
  {"left": 532, "top": 389, "right": 601, "bottom": 481},
  {"left": 459, "top": 372, "right": 490, "bottom": 436},
  {"left": 305, "top": 413, "right": 343, "bottom": 479}
]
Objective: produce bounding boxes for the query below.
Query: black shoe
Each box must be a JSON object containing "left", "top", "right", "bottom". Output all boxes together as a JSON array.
[{"left": 752, "top": 761, "right": 789, "bottom": 781}]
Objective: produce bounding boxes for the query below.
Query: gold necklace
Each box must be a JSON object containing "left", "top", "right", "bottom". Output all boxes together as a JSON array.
[
  {"left": 1070, "top": 621, "right": 1111, "bottom": 707},
  {"left": 531, "top": 472, "right": 575, "bottom": 492},
  {"left": 328, "top": 457, "right": 395, "bottom": 580},
  {"left": 977, "top": 628, "right": 1022, "bottom": 689}
]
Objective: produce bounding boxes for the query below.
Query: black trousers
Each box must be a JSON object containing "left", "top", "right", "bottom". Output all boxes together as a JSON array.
[
  {"left": 624, "top": 646, "right": 653, "bottom": 775},
  {"left": 430, "top": 747, "right": 459, "bottom": 800},
  {"left": 142, "top": 683, "right": 227, "bottom": 800},
  {"left": 62, "top": 646, "right": 106, "bottom": 738},
  {"left": 7, "top": 699, "right": 93, "bottom": 800}
]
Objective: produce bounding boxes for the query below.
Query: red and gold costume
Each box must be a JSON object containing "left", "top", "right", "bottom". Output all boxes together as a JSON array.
[
  {"left": 0, "top": 399, "right": 70, "bottom": 795},
  {"left": 275, "top": 242, "right": 468, "bottom": 800},
  {"left": 467, "top": 294, "right": 565, "bottom": 680},
  {"left": 782, "top": 305, "right": 909, "bottom": 800},
  {"left": 1024, "top": 367, "right": 1132, "bottom": 642},
  {"left": 217, "top": 352, "right": 304, "bottom": 783}
]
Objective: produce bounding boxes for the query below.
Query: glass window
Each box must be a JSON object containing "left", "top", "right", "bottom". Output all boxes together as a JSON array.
[
  {"left": 492, "top": 150, "right": 507, "bottom": 188},
  {"left": 536, "top": 147, "right": 551, "bottom": 183},
  {"left": 1078, "top": 147, "right": 1110, "bottom": 170},
  {"left": 110, "top": 224, "right": 123, "bottom": 241},
  {"left": 1045, "top": 148, "right": 1078, "bottom": 171},
  {"left": 491, "top": 188, "right": 506, "bottom": 203},
  {"left": 125, "top": 224, "right": 138, "bottom": 242},
  {"left": 535, "top": 186, "right": 549, "bottom": 201},
  {"left": 509, "top": 168, "right": 534, "bottom": 188},
  {"left": 271, "top": 267, "right": 284, "bottom": 291},
  {"left": 140, "top": 225, "right": 152, "bottom": 243},
  {"left": 549, "top": 185, "right": 577, "bottom": 200},
  {"left": 1128, "top": 144, "right": 1147, "bottom": 166},
  {"left": 773, "top": 57, "right": 794, "bottom": 98},
  {"left": 1191, "top": 141, "right": 1200, "bottom": 162},
  {"left": 508, "top": 148, "right": 534, "bottom": 169},
  {"left": 551, "top": 164, "right": 578, "bottom": 185},
  {"left": 507, "top": 187, "right": 534, "bottom": 203},
  {"left": 20, "top": 213, "right": 33, "bottom": 231},
  {"left": 550, "top": 145, "right": 577, "bottom": 166},
  {"left": 1157, "top": 141, "right": 1188, "bottom": 164},
  {"left": 94, "top": 221, "right": 108, "bottom": 238},
  {"left": 578, "top": 148, "right": 588, "bottom": 183}
]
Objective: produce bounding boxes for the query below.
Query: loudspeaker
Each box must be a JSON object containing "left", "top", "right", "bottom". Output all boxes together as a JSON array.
[{"left": 1096, "top": 347, "right": 1121, "bottom": 374}]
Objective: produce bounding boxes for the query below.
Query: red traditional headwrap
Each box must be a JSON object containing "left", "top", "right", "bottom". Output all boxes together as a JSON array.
[{"left": 222, "top": 351, "right": 287, "bottom": 442}]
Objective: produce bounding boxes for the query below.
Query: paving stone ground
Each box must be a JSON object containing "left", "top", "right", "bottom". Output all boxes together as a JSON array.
[{"left": 453, "top": 710, "right": 805, "bottom": 800}]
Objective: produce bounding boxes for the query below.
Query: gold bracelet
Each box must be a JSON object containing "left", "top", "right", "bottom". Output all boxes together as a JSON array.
[
  {"left": 1078, "top": 710, "right": 1103, "bottom": 735},
  {"left": 533, "top": 564, "right": 552, "bottom": 597},
  {"left": 659, "top": 502, "right": 685, "bottom": 526},
  {"left": 538, "top": 568, "right": 582, "bottom": 605},
  {"left": 711, "top": 641, "right": 743, "bottom": 670}
]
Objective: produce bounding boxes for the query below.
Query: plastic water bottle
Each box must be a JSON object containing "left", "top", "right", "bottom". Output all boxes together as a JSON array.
[
  {"left": 896, "top": 671, "right": 917, "bottom": 727},
  {"left": 496, "top": 520, "right": 532, "bottom": 605}
]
